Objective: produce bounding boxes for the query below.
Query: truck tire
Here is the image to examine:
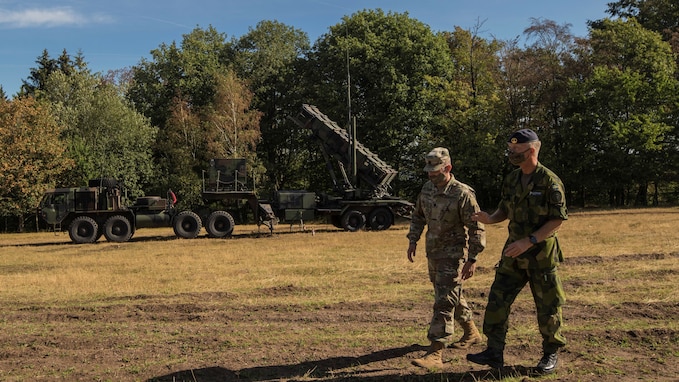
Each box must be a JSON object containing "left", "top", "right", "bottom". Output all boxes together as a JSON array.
[
  {"left": 103, "top": 215, "right": 133, "bottom": 242},
  {"left": 173, "top": 211, "right": 202, "bottom": 239},
  {"left": 68, "top": 216, "right": 99, "bottom": 244},
  {"left": 368, "top": 207, "right": 394, "bottom": 231},
  {"left": 205, "top": 210, "right": 235, "bottom": 238},
  {"left": 341, "top": 210, "right": 366, "bottom": 232}
]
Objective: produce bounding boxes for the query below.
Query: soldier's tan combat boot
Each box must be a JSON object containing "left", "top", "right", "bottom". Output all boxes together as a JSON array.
[
  {"left": 412, "top": 341, "right": 445, "bottom": 369},
  {"left": 450, "top": 320, "right": 482, "bottom": 349}
]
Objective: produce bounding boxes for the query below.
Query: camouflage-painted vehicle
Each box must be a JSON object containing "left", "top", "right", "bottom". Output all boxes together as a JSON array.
[
  {"left": 38, "top": 168, "right": 277, "bottom": 244},
  {"left": 37, "top": 104, "right": 412, "bottom": 243},
  {"left": 282, "top": 104, "right": 414, "bottom": 231},
  {"left": 38, "top": 178, "right": 180, "bottom": 244}
]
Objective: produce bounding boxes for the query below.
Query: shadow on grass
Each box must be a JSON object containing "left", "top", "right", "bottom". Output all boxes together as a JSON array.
[{"left": 147, "top": 344, "right": 540, "bottom": 381}]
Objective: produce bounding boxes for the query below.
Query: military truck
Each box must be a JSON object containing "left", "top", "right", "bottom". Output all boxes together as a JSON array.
[
  {"left": 38, "top": 171, "right": 277, "bottom": 244},
  {"left": 38, "top": 178, "right": 175, "bottom": 244},
  {"left": 37, "top": 104, "right": 412, "bottom": 243}
]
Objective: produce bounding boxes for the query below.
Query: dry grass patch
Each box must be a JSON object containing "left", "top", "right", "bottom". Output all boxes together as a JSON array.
[{"left": 0, "top": 208, "right": 678, "bottom": 381}]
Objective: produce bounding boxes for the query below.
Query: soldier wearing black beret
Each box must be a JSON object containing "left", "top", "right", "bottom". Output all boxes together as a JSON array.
[{"left": 467, "top": 129, "right": 568, "bottom": 375}]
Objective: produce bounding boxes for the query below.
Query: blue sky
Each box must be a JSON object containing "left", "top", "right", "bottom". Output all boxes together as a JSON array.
[{"left": 1, "top": 0, "right": 611, "bottom": 96}]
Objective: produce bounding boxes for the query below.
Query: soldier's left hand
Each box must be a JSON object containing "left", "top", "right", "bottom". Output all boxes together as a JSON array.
[{"left": 502, "top": 237, "right": 533, "bottom": 258}]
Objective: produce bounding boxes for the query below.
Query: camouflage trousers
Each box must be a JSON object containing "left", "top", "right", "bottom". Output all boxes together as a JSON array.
[
  {"left": 483, "top": 259, "right": 567, "bottom": 353},
  {"left": 426, "top": 257, "right": 474, "bottom": 345}
]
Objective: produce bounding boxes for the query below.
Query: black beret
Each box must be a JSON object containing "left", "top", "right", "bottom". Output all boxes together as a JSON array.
[{"left": 508, "top": 128, "right": 539, "bottom": 144}]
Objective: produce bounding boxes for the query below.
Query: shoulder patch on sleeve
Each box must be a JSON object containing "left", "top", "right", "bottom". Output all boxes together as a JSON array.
[{"left": 550, "top": 184, "right": 563, "bottom": 204}]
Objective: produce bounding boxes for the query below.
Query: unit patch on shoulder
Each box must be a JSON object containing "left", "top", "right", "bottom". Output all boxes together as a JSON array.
[{"left": 550, "top": 184, "right": 563, "bottom": 204}]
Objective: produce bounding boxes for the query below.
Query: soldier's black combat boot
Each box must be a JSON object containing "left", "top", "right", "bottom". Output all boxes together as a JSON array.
[
  {"left": 466, "top": 347, "right": 504, "bottom": 369},
  {"left": 536, "top": 352, "right": 558, "bottom": 374}
]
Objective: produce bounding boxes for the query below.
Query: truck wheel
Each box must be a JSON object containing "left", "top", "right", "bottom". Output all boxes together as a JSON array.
[
  {"left": 103, "top": 215, "right": 133, "bottom": 242},
  {"left": 173, "top": 211, "right": 202, "bottom": 239},
  {"left": 368, "top": 207, "right": 393, "bottom": 231},
  {"left": 68, "top": 216, "right": 99, "bottom": 244},
  {"left": 341, "top": 210, "right": 366, "bottom": 232},
  {"left": 205, "top": 211, "right": 235, "bottom": 238}
]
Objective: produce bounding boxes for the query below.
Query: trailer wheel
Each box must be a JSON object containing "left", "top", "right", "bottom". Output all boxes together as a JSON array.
[
  {"left": 205, "top": 210, "right": 235, "bottom": 238},
  {"left": 103, "top": 215, "right": 133, "bottom": 242},
  {"left": 368, "top": 207, "right": 394, "bottom": 231},
  {"left": 68, "top": 216, "right": 99, "bottom": 244},
  {"left": 173, "top": 211, "right": 202, "bottom": 239},
  {"left": 341, "top": 210, "right": 366, "bottom": 232}
]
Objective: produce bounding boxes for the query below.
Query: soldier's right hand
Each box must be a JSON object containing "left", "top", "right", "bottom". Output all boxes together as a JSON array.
[{"left": 407, "top": 242, "right": 417, "bottom": 262}]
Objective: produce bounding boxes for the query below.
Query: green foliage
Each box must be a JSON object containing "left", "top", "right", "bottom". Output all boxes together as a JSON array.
[
  {"left": 307, "top": 9, "right": 455, "bottom": 199},
  {"left": 127, "top": 26, "right": 266, "bottom": 202},
  {"left": 232, "top": 20, "right": 311, "bottom": 193},
  {"left": 38, "top": 69, "right": 157, "bottom": 197},
  {"left": 7, "top": 9, "right": 679, "bottom": 211},
  {"left": 0, "top": 97, "right": 72, "bottom": 229},
  {"left": 606, "top": 0, "right": 679, "bottom": 38},
  {"left": 437, "top": 26, "right": 507, "bottom": 207},
  {"left": 565, "top": 18, "right": 677, "bottom": 206},
  {"left": 128, "top": 25, "right": 231, "bottom": 130},
  {"left": 19, "top": 49, "right": 84, "bottom": 97}
]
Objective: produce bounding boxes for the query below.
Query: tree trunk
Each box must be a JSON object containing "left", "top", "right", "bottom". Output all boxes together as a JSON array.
[
  {"left": 17, "top": 214, "right": 25, "bottom": 233},
  {"left": 635, "top": 181, "right": 648, "bottom": 206},
  {"left": 652, "top": 181, "right": 659, "bottom": 206}
]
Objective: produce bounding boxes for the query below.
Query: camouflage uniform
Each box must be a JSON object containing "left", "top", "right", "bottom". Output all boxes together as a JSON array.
[
  {"left": 408, "top": 175, "right": 486, "bottom": 345},
  {"left": 483, "top": 162, "right": 568, "bottom": 353}
]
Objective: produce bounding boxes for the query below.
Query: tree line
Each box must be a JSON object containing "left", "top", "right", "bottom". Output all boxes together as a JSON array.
[{"left": 1, "top": 0, "right": 678, "bottom": 231}]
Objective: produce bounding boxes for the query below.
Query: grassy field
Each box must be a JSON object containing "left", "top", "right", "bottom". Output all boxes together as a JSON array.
[{"left": 0, "top": 208, "right": 678, "bottom": 381}]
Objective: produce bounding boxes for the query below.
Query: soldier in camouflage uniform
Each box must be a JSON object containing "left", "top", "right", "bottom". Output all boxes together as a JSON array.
[
  {"left": 407, "top": 147, "right": 486, "bottom": 369},
  {"left": 467, "top": 129, "right": 567, "bottom": 374}
]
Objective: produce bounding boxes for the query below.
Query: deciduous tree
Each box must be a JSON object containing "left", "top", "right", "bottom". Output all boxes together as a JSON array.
[
  {"left": 232, "top": 20, "right": 310, "bottom": 192},
  {"left": 567, "top": 18, "right": 677, "bottom": 206},
  {"left": 39, "top": 69, "right": 158, "bottom": 197},
  {"left": 0, "top": 97, "right": 72, "bottom": 231},
  {"left": 308, "top": 9, "right": 454, "bottom": 198}
]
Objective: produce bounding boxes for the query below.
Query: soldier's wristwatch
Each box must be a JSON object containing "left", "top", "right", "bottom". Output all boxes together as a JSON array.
[{"left": 529, "top": 235, "right": 538, "bottom": 245}]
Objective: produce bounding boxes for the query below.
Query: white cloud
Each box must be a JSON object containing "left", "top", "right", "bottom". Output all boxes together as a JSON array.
[{"left": 0, "top": 7, "right": 112, "bottom": 28}]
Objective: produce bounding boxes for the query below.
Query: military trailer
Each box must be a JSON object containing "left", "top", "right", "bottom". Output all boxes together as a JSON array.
[
  {"left": 37, "top": 104, "right": 412, "bottom": 243},
  {"left": 279, "top": 104, "right": 413, "bottom": 231}
]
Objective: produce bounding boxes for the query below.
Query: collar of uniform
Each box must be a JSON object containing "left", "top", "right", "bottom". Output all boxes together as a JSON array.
[{"left": 437, "top": 173, "right": 457, "bottom": 193}]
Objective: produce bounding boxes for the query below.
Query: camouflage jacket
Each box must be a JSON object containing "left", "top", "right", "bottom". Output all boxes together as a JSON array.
[
  {"left": 407, "top": 175, "right": 486, "bottom": 260},
  {"left": 498, "top": 162, "right": 568, "bottom": 269}
]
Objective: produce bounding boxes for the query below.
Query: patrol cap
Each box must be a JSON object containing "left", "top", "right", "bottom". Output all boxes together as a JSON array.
[
  {"left": 508, "top": 128, "right": 539, "bottom": 144},
  {"left": 423, "top": 147, "right": 450, "bottom": 171}
]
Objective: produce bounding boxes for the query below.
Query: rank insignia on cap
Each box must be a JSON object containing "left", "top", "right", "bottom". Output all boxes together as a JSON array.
[
  {"left": 508, "top": 129, "right": 539, "bottom": 144},
  {"left": 423, "top": 147, "right": 450, "bottom": 172}
]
